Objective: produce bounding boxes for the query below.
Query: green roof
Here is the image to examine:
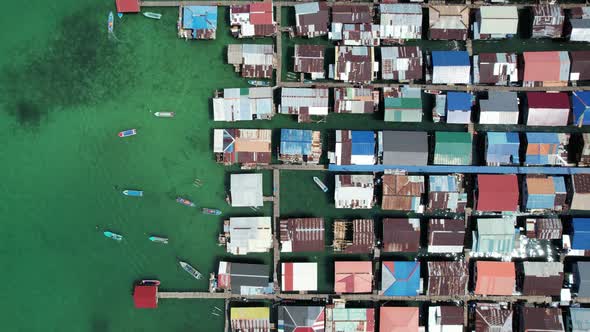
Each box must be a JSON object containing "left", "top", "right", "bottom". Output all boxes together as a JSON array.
[
  {"left": 384, "top": 97, "right": 422, "bottom": 110},
  {"left": 384, "top": 109, "right": 422, "bottom": 122},
  {"left": 434, "top": 132, "right": 472, "bottom": 165}
]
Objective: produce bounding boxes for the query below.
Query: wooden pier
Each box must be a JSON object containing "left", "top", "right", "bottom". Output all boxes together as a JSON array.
[{"left": 272, "top": 169, "right": 281, "bottom": 293}]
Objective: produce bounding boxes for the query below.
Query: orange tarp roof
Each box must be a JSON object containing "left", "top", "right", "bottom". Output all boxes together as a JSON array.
[
  {"left": 475, "top": 261, "right": 515, "bottom": 296},
  {"left": 526, "top": 177, "right": 555, "bottom": 194}
]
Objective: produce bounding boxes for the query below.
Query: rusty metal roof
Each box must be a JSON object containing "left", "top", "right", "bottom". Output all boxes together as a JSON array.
[
  {"left": 294, "top": 45, "right": 325, "bottom": 75},
  {"left": 427, "top": 261, "right": 468, "bottom": 296},
  {"left": 474, "top": 303, "right": 513, "bottom": 332},
  {"left": 381, "top": 174, "right": 424, "bottom": 211},
  {"left": 333, "top": 219, "right": 374, "bottom": 254},
  {"left": 521, "top": 307, "right": 564, "bottom": 331},
  {"left": 280, "top": 218, "right": 325, "bottom": 253},
  {"left": 382, "top": 218, "right": 420, "bottom": 252}
]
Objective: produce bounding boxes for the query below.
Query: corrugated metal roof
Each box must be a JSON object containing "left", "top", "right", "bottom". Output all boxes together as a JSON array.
[
  {"left": 278, "top": 306, "right": 325, "bottom": 332},
  {"left": 381, "top": 131, "right": 428, "bottom": 165},
  {"left": 382, "top": 218, "right": 420, "bottom": 252},
  {"left": 280, "top": 129, "right": 313, "bottom": 156},
  {"left": 447, "top": 92, "right": 472, "bottom": 111},
  {"left": 521, "top": 307, "right": 564, "bottom": 331},
  {"left": 230, "top": 173, "right": 263, "bottom": 207},
  {"left": 334, "top": 261, "right": 373, "bottom": 293},
  {"left": 227, "top": 217, "right": 272, "bottom": 255},
  {"left": 475, "top": 304, "right": 512, "bottom": 332},
  {"left": 570, "top": 308, "right": 590, "bottom": 331},
  {"left": 573, "top": 91, "right": 590, "bottom": 125},
  {"left": 280, "top": 218, "right": 324, "bottom": 253},
  {"left": 475, "top": 261, "right": 515, "bottom": 295},
  {"left": 477, "top": 175, "right": 519, "bottom": 211},
  {"left": 573, "top": 218, "right": 590, "bottom": 250},
  {"left": 427, "top": 261, "right": 468, "bottom": 296},
  {"left": 473, "top": 217, "right": 516, "bottom": 254},
  {"left": 434, "top": 132, "right": 472, "bottom": 165}
]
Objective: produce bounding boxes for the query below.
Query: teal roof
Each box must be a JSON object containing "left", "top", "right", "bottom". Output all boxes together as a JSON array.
[
  {"left": 434, "top": 132, "right": 472, "bottom": 165},
  {"left": 473, "top": 218, "right": 516, "bottom": 254}
]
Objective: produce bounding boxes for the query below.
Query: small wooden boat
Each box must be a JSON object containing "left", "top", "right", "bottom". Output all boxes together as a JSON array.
[
  {"left": 123, "top": 189, "right": 143, "bottom": 197},
  {"left": 202, "top": 208, "right": 222, "bottom": 215},
  {"left": 140, "top": 279, "right": 160, "bottom": 286},
  {"left": 118, "top": 129, "right": 137, "bottom": 137},
  {"left": 154, "top": 112, "right": 175, "bottom": 118},
  {"left": 176, "top": 197, "right": 196, "bottom": 207},
  {"left": 313, "top": 176, "right": 328, "bottom": 193},
  {"left": 247, "top": 80, "right": 270, "bottom": 87},
  {"left": 179, "top": 261, "right": 202, "bottom": 280},
  {"left": 108, "top": 12, "right": 114, "bottom": 34},
  {"left": 104, "top": 231, "right": 123, "bottom": 241},
  {"left": 303, "top": 79, "right": 313, "bottom": 84},
  {"left": 424, "top": 90, "right": 442, "bottom": 95},
  {"left": 149, "top": 236, "right": 169, "bottom": 244},
  {"left": 143, "top": 12, "right": 162, "bottom": 19}
]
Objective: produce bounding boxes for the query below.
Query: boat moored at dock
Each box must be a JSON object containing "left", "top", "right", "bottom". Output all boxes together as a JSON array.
[
  {"left": 201, "top": 208, "right": 221, "bottom": 215},
  {"left": 313, "top": 176, "right": 328, "bottom": 193},
  {"left": 118, "top": 129, "right": 137, "bottom": 138},
  {"left": 154, "top": 112, "right": 175, "bottom": 118},
  {"left": 123, "top": 189, "right": 143, "bottom": 197},
  {"left": 140, "top": 279, "right": 160, "bottom": 286},
  {"left": 179, "top": 261, "right": 202, "bottom": 280},
  {"left": 149, "top": 236, "right": 169, "bottom": 244},
  {"left": 103, "top": 231, "right": 123, "bottom": 241},
  {"left": 176, "top": 197, "right": 196, "bottom": 207},
  {"left": 108, "top": 12, "right": 114, "bottom": 34},
  {"left": 247, "top": 80, "right": 271, "bottom": 87}
]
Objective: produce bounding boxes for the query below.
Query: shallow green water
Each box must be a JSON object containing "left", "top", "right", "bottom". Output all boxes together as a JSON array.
[{"left": 1, "top": 0, "right": 590, "bottom": 331}]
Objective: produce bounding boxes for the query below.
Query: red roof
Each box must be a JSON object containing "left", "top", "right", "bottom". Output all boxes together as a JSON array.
[
  {"left": 133, "top": 285, "right": 158, "bottom": 308},
  {"left": 115, "top": 0, "right": 140, "bottom": 13},
  {"left": 250, "top": 2, "right": 273, "bottom": 25},
  {"left": 527, "top": 92, "right": 570, "bottom": 109},
  {"left": 477, "top": 175, "right": 519, "bottom": 212},
  {"left": 523, "top": 51, "right": 561, "bottom": 82}
]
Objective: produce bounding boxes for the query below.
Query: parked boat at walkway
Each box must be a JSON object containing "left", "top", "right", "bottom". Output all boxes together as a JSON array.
[
  {"left": 118, "top": 129, "right": 137, "bottom": 137},
  {"left": 313, "top": 176, "right": 328, "bottom": 193},
  {"left": 123, "top": 189, "right": 143, "bottom": 197},
  {"left": 149, "top": 236, "right": 168, "bottom": 244},
  {"left": 108, "top": 12, "right": 114, "bottom": 34},
  {"left": 202, "top": 208, "right": 221, "bottom": 215},
  {"left": 179, "top": 261, "right": 202, "bottom": 280},
  {"left": 247, "top": 80, "right": 270, "bottom": 87},
  {"left": 176, "top": 197, "right": 196, "bottom": 207},
  {"left": 103, "top": 231, "right": 123, "bottom": 241},
  {"left": 140, "top": 279, "right": 160, "bottom": 286},
  {"left": 154, "top": 112, "right": 175, "bottom": 118},
  {"left": 143, "top": 12, "right": 162, "bottom": 19}
]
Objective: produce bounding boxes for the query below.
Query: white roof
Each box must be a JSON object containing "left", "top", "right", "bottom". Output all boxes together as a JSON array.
[
  {"left": 281, "top": 262, "right": 318, "bottom": 291},
  {"left": 334, "top": 175, "right": 374, "bottom": 209},
  {"left": 227, "top": 217, "right": 272, "bottom": 255},
  {"left": 480, "top": 6, "right": 518, "bottom": 35},
  {"left": 231, "top": 173, "right": 263, "bottom": 207}
]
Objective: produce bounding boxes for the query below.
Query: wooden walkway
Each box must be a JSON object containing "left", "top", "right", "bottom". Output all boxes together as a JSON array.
[
  {"left": 252, "top": 164, "right": 327, "bottom": 171},
  {"left": 272, "top": 169, "right": 280, "bottom": 293},
  {"left": 140, "top": 0, "right": 586, "bottom": 9},
  {"left": 157, "top": 291, "right": 590, "bottom": 304}
]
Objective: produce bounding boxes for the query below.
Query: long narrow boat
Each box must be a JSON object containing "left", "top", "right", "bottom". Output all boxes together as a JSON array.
[
  {"left": 154, "top": 112, "right": 175, "bottom": 118},
  {"left": 140, "top": 279, "right": 160, "bottom": 286},
  {"left": 108, "top": 12, "right": 114, "bottom": 34},
  {"left": 202, "top": 208, "right": 222, "bottom": 215},
  {"left": 143, "top": 12, "right": 162, "bottom": 19},
  {"left": 149, "top": 236, "right": 169, "bottom": 244},
  {"left": 118, "top": 129, "right": 137, "bottom": 137},
  {"left": 176, "top": 197, "right": 196, "bottom": 207},
  {"left": 179, "top": 261, "right": 202, "bottom": 280},
  {"left": 313, "top": 176, "right": 328, "bottom": 193},
  {"left": 123, "top": 189, "right": 143, "bottom": 197},
  {"left": 103, "top": 231, "right": 123, "bottom": 241},
  {"left": 247, "top": 80, "right": 270, "bottom": 87}
]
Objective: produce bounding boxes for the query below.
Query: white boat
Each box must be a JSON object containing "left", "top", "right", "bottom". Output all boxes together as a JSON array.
[
  {"left": 143, "top": 12, "right": 162, "bottom": 20},
  {"left": 179, "top": 261, "right": 202, "bottom": 280},
  {"left": 313, "top": 177, "right": 328, "bottom": 193},
  {"left": 154, "top": 112, "right": 175, "bottom": 118}
]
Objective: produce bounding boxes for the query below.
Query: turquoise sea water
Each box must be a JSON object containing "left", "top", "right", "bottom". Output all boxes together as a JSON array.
[{"left": 2, "top": 0, "right": 590, "bottom": 331}]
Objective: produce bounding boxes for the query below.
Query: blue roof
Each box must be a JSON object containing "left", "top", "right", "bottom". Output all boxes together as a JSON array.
[
  {"left": 280, "top": 129, "right": 312, "bottom": 156},
  {"left": 573, "top": 91, "right": 590, "bottom": 125},
  {"left": 573, "top": 218, "right": 590, "bottom": 250},
  {"left": 488, "top": 132, "right": 520, "bottom": 145},
  {"left": 432, "top": 51, "right": 470, "bottom": 67},
  {"left": 351, "top": 131, "right": 375, "bottom": 156},
  {"left": 526, "top": 194, "right": 555, "bottom": 210},
  {"left": 381, "top": 261, "right": 420, "bottom": 296},
  {"left": 429, "top": 175, "right": 457, "bottom": 192},
  {"left": 554, "top": 176, "right": 566, "bottom": 193},
  {"left": 487, "top": 132, "right": 520, "bottom": 164},
  {"left": 526, "top": 132, "right": 560, "bottom": 144},
  {"left": 183, "top": 6, "right": 217, "bottom": 36},
  {"left": 447, "top": 92, "right": 472, "bottom": 111}
]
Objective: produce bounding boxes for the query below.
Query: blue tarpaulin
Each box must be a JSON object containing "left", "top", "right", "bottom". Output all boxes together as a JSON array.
[
  {"left": 280, "top": 129, "right": 312, "bottom": 155},
  {"left": 351, "top": 131, "right": 375, "bottom": 156},
  {"left": 573, "top": 218, "right": 590, "bottom": 250},
  {"left": 432, "top": 51, "right": 470, "bottom": 67},
  {"left": 429, "top": 175, "right": 457, "bottom": 192},
  {"left": 183, "top": 6, "right": 217, "bottom": 38},
  {"left": 573, "top": 91, "right": 590, "bottom": 126},
  {"left": 447, "top": 92, "right": 472, "bottom": 111}
]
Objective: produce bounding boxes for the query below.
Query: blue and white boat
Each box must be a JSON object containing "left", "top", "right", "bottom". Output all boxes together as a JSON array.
[
  {"left": 123, "top": 189, "right": 143, "bottom": 197},
  {"left": 108, "top": 12, "right": 114, "bottom": 34},
  {"left": 118, "top": 129, "right": 137, "bottom": 137},
  {"left": 104, "top": 231, "right": 123, "bottom": 241},
  {"left": 313, "top": 177, "right": 328, "bottom": 193},
  {"left": 149, "top": 236, "right": 168, "bottom": 244}
]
